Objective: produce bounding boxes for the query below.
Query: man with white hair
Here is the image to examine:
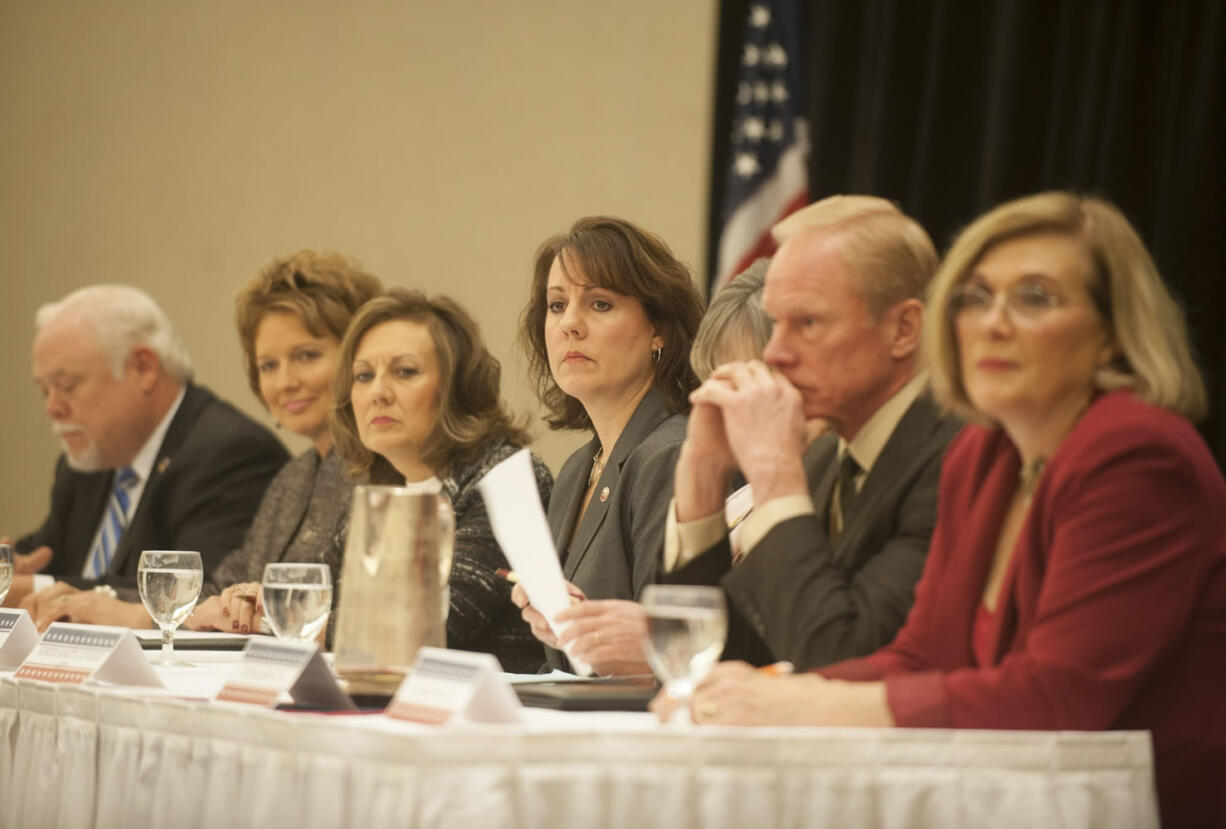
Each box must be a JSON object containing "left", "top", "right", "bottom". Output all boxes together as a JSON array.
[{"left": 6, "top": 284, "right": 288, "bottom": 612}]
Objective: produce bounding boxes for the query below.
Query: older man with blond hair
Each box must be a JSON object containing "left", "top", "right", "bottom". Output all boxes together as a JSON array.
[{"left": 664, "top": 195, "right": 962, "bottom": 670}]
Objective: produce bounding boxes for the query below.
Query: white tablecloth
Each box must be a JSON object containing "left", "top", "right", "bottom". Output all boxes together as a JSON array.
[{"left": 0, "top": 663, "right": 1160, "bottom": 829}]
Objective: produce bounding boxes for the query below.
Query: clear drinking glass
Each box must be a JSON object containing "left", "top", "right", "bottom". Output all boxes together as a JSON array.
[
  {"left": 261, "top": 563, "right": 333, "bottom": 642},
  {"left": 0, "top": 544, "right": 14, "bottom": 606},
  {"left": 641, "top": 584, "right": 728, "bottom": 721},
  {"left": 138, "top": 550, "right": 203, "bottom": 666}
]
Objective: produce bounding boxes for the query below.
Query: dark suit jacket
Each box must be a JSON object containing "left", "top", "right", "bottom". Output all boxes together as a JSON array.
[
  {"left": 820, "top": 390, "right": 1226, "bottom": 829},
  {"left": 665, "top": 392, "right": 961, "bottom": 670},
  {"left": 545, "top": 386, "right": 686, "bottom": 670},
  {"left": 17, "top": 383, "right": 289, "bottom": 593}
]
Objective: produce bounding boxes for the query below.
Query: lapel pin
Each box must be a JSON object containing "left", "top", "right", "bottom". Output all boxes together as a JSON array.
[
  {"left": 600, "top": 486, "right": 609, "bottom": 502},
  {"left": 156, "top": 457, "right": 172, "bottom": 475}
]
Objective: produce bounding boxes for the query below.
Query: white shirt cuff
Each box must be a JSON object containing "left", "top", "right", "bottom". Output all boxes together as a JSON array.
[
  {"left": 737, "top": 495, "right": 816, "bottom": 557},
  {"left": 663, "top": 498, "right": 728, "bottom": 572}
]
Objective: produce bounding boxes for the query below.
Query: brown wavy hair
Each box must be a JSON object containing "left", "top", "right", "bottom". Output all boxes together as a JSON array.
[
  {"left": 520, "top": 216, "right": 705, "bottom": 431},
  {"left": 332, "top": 288, "right": 530, "bottom": 483},
  {"left": 235, "top": 250, "right": 383, "bottom": 402}
]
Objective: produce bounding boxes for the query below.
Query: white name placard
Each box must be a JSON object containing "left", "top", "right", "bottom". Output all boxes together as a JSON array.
[
  {"left": 386, "top": 646, "right": 522, "bottom": 725},
  {"left": 0, "top": 609, "right": 39, "bottom": 670},
  {"left": 14, "top": 622, "right": 162, "bottom": 687},
  {"left": 216, "top": 638, "right": 354, "bottom": 710}
]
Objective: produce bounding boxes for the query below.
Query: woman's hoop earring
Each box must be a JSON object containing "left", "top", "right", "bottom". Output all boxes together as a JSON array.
[{"left": 652, "top": 347, "right": 662, "bottom": 364}]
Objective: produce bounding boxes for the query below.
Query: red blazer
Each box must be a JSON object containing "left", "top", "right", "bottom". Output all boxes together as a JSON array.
[{"left": 821, "top": 391, "right": 1226, "bottom": 828}]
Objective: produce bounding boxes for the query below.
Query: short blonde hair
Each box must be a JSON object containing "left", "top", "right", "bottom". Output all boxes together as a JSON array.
[
  {"left": 690, "top": 258, "right": 771, "bottom": 379},
  {"left": 774, "top": 195, "right": 938, "bottom": 317},
  {"left": 235, "top": 250, "right": 383, "bottom": 401},
  {"left": 926, "top": 191, "right": 1207, "bottom": 423}
]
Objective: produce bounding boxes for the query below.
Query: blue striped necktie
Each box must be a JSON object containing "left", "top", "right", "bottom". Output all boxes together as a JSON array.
[{"left": 86, "top": 467, "right": 139, "bottom": 579}]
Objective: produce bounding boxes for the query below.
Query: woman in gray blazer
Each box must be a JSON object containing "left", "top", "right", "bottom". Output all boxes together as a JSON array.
[{"left": 515, "top": 216, "right": 705, "bottom": 674}]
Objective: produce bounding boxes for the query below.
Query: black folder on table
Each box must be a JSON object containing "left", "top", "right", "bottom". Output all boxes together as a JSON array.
[{"left": 512, "top": 676, "right": 658, "bottom": 712}]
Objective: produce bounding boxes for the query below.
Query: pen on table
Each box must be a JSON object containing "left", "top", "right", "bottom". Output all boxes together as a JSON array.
[
  {"left": 496, "top": 568, "right": 584, "bottom": 603},
  {"left": 759, "top": 661, "right": 794, "bottom": 677}
]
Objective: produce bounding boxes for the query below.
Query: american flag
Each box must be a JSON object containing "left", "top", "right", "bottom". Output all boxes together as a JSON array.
[{"left": 712, "top": 0, "right": 810, "bottom": 295}]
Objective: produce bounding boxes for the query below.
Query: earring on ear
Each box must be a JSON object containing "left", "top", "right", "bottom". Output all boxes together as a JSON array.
[{"left": 652, "top": 347, "right": 662, "bottom": 364}]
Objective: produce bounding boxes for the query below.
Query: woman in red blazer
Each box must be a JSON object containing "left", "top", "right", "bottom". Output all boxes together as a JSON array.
[{"left": 657, "top": 192, "right": 1225, "bottom": 828}]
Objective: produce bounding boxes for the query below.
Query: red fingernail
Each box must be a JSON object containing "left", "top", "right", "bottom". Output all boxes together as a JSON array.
[
  {"left": 222, "top": 607, "right": 230, "bottom": 616},
  {"left": 232, "top": 621, "right": 238, "bottom": 631},
  {"left": 240, "top": 625, "right": 249, "bottom": 634}
]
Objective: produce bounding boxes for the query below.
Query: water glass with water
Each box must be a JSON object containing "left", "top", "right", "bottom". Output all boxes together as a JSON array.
[
  {"left": 641, "top": 584, "right": 728, "bottom": 720},
  {"left": 138, "top": 550, "right": 203, "bottom": 666},
  {"left": 262, "top": 563, "right": 333, "bottom": 642}
]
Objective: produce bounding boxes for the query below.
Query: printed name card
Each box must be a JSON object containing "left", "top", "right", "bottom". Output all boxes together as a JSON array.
[
  {"left": 386, "top": 647, "right": 522, "bottom": 725},
  {"left": 14, "top": 623, "right": 162, "bottom": 687},
  {"left": 216, "top": 638, "right": 355, "bottom": 711},
  {"left": 0, "top": 609, "right": 39, "bottom": 670}
]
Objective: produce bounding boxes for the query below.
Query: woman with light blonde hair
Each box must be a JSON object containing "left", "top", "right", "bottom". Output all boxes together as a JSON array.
[{"left": 658, "top": 192, "right": 1225, "bottom": 829}]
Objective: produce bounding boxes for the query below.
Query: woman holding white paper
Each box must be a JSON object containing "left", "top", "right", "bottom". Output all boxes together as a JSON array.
[
  {"left": 330, "top": 289, "right": 553, "bottom": 673},
  {"left": 514, "top": 216, "right": 704, "bottom": 674}
]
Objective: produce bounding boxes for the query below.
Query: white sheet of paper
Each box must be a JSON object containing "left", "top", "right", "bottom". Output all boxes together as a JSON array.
[{"left": 478, "top": 448, "right": 592, "bottom": 675}]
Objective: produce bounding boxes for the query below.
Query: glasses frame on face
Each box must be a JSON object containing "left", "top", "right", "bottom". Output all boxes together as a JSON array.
[{"left": 949, "top": 279, "right": 1082, "bottom": 324}]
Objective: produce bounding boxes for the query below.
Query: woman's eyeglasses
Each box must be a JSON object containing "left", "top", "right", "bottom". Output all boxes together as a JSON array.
[{"left": 950, "top": 282, "right": 1066, "bottom": 322}]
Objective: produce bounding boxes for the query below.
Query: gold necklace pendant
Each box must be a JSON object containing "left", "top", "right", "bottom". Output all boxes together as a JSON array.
[
  {"left": 588, "top": 449, "right": 606, "bottom": 487},
  {"left": 1018, "top": 456, "right": 1047, "bottom": 496}
]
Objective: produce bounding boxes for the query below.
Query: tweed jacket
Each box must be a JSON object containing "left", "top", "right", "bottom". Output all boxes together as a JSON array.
[
  {"left": 331, "top": 438, "right": 553, "bottom": 674},
  {"left": 205, "top": 448, "right": 352, "bottom": 596}
]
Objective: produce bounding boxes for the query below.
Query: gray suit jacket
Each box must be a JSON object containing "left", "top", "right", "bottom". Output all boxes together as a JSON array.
[
  {"left": 664, "top": 392, "right": 962, "bottom": 670},
  {"left": 545, "top": 386, "right": 687, "bottom": 670},
  {"left": 205, "top": 448, "right": 352, "bottom": 596}
]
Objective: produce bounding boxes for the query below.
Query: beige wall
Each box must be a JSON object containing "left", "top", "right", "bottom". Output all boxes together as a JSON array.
[{"left": 0, "top": 1, "right": 715, "bottom": 537}]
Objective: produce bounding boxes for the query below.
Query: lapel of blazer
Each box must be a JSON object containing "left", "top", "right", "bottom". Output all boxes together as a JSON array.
[
  {"left": 273, "top": 450, "right": 322, "bottom": 562},
  {"left": 835, "top": 393, "right": 942, "bottom": 564},
  {"left": 553, "top": 435, "right": 599, "bottom": 569},
  {"left": 108, "top": 384, "right": 206, "bottom": 576},
  {"left": 977, "top": 438, "right": 1025, "bottom": 665},
  {"left": 562, "top": 387, "right": 671, "bottom": 580},
  {"left": 804, "top": 434, "right": 840, "bottom": 533}
]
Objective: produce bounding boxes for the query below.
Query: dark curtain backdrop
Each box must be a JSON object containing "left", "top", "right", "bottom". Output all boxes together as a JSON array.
[{"left": 708, "top": 0, "right": 1226, "bottom": 465}]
